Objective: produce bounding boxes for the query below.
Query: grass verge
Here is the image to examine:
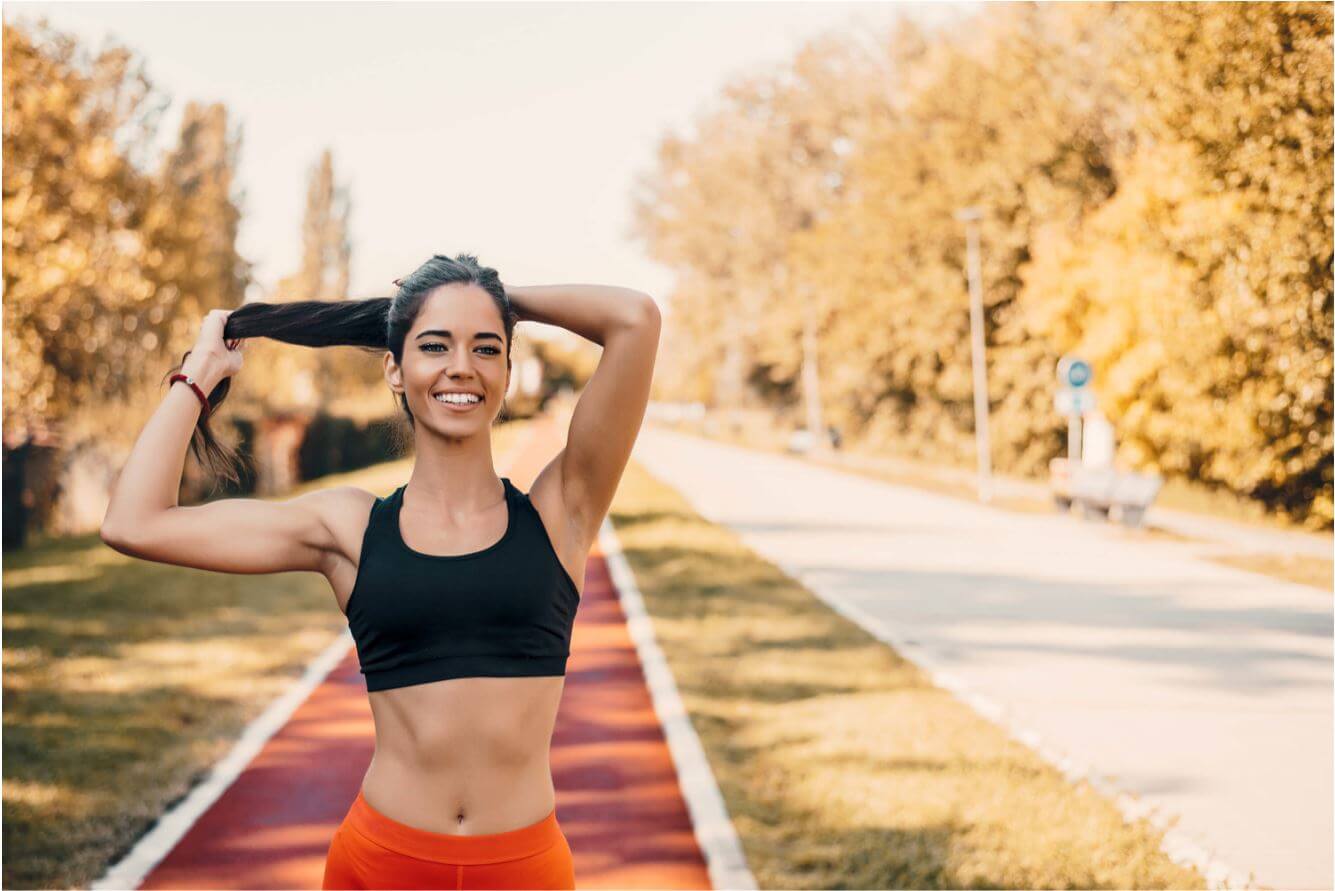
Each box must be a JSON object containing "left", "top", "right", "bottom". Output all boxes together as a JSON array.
[
  {"left": 1208, "top": 552, "right": 1334, "bottom": 593},
  {"left": 608, "top": 457, "right": 1208, "bottom": 889},
  {"left": 1, "top": 419, "right": 530, "bottom": 890}
]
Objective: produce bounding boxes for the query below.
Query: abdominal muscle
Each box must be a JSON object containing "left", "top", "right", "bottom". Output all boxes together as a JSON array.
[{"left": 360, "top": 674, "right": 566, "bottom": 836}]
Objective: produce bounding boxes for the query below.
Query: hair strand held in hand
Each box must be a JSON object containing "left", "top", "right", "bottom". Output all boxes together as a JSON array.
[{"left": 163, "top": 253, "right": 518, "bottom": 488}]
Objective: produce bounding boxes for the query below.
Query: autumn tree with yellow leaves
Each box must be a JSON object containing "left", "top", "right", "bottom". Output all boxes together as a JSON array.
[
  {"left": 3, "top": 20, "right": 254, "bottom": 537},
  {"left": 632, "top": 2, "right": 1332, "bottom": 527},
  {"left": 1022, "top": 2, "right": 1333, "bottom": 521}
]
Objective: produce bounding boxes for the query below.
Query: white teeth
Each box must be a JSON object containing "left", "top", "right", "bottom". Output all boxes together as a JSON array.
[{"left": 434, "top": 393, "right": 480, "bottom": 405}]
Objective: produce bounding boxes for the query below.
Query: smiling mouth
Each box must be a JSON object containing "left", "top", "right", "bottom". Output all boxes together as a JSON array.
[{"left": 433, "top": 393, "right": 483, "bottom": 409}]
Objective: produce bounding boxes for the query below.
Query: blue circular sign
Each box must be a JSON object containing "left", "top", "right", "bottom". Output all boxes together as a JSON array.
[{"left": 1065, "top": 358, "right": 1092, "bottom": 389}]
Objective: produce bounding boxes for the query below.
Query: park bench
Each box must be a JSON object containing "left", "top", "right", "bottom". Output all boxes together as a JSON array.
[
  {"left": 1049, "top": 457, "right": 1164, "bottom": 527},
  {"left": 785, "top": 426, "right": 842, "bottom": 455}
]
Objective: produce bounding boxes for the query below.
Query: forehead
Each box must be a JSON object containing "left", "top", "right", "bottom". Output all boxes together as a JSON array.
[{"left": 411, "top": 283, "right": 503, "bottom": 336}]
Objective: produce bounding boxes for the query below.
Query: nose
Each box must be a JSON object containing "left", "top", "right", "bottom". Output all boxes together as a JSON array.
[
  {"left": 444, "top": 360, "right": 481, "bottom": 392},
  {"left": 447, "top": 349, "right": 475, "bottom": 376}
]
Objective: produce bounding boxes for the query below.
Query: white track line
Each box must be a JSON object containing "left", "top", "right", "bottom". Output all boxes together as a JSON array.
[
  {"left": 599, "top": 515, "right": 758, "bottom": 891},
  {"left": 90, "top": 424, "right": 541, "bottom": 890},
  {"left": 89, "top": 629, "right": 354, "bottom": 890},
  {"left": 771, "top": 557, "right": 1262, "bottom": 891}
]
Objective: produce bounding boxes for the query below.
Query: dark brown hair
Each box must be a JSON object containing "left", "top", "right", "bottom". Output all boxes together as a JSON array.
[{"left": 164, "top": 253, "right": 517, "bottom": 488}]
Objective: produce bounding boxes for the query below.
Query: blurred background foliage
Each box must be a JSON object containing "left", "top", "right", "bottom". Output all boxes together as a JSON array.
[
  {"left": 2, "top": 19, "right": 575, "bottom": 546},
  {"left": 630, "top": 2, "right": 1332, "bottom": 528},
  {"left": 3, "top": 3, "right": 1331, "bottom": 541}
]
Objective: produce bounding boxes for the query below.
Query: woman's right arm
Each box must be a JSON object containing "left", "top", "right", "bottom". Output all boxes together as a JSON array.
[{"left": 99, "top": 309, "right": 342, "bottom": 576}]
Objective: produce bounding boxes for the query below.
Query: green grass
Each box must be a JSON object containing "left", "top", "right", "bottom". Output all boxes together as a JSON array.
[
  {"left": 608, "top": 458, "right": 1209, "bottom": 889},
  {"left": 1, "top": 420, "right": 530, "bottom": 890}
]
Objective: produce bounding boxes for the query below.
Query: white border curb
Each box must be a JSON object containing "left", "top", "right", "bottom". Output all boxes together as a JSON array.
[
  {"left": 89, "top": 630, "right": 355, "bottom": 890},
  {"left": 637, "top": 428, "right": 1267, "bottom": 889},
  {"left": 772, "top": 557, "right": 1263, "bottom": 891},
  {"left": 598, "top": 516, "right": 758, "bottom": 891}
]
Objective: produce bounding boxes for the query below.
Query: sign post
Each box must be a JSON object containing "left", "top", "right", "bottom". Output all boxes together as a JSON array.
[
  {"left": 1055, "top": 356, "right": 1094, "bottom": 461},
  {"left": 955, "top": 206, "right": 992, "bottom": 504}
]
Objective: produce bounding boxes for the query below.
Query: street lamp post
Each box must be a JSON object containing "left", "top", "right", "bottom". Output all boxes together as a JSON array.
[
  {"left": 954, "top": 206, "right": 992, "bottom": 504},
  {"left": 801, "top": 300, "right": 826, "bottom": 456}
]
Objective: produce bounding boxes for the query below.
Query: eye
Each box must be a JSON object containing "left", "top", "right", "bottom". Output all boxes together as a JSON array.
[{"left": 421, "top": 343, "right": 501, "bottom": 355}]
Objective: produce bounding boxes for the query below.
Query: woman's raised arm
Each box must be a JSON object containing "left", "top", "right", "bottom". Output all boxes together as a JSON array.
[
  {"left": 100, "top": 309, "right": 348, "bottom": 576},
  {"left": 506, "top": 284, "right": 661, "bottom": 547}
]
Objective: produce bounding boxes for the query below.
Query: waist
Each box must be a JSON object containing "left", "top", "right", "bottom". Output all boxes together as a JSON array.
[
  {"left": 364, "top": 652, "right": 569, "bottom": 692},
  {"left": 369, "top": 738, "right": 554, "bottom": 778},
  {"left": 367, "top": 673, "right": 563, "bottom": 763},
  {"left": 361, "top": 754, "right": 557, "bottom": 836},
  {"left": 345, "top": 786, "right": 563, "bottom": 863}
]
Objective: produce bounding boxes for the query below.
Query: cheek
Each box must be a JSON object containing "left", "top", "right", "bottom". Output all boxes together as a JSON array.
[{"left": 408, "top": 365, "right": 436, "bottom": 392}]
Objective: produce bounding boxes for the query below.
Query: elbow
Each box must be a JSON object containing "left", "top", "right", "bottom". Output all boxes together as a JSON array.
[
  {"left": 100, "top": 521, "right": 131, "bottom": 552},
  {"left": 634, "top": 293, "right": 662, "bottom": 328},
  {"left": 610, "top": 293, "right": 661, "bottom": 339},
  {"left": 100, "top": 511, "right": 144, "bottom": 553},
  {"left": 102, "top": 507, "right": 173, "bottom": 556}
]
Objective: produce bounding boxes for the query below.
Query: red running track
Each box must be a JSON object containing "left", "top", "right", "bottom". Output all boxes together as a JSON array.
[{"left": 137, "top": 415, "right": 713, "bottom": 889}]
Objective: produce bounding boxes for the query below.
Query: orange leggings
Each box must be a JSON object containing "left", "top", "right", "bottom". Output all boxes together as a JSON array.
[{"left": 322, "top": 789, "right": 576, "bottom": 890}]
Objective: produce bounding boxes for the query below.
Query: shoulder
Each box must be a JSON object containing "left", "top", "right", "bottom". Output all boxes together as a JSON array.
[
  {"left": 518, "top": 474, "right": 558, "bottom": 523},
  {"left": 524, "top": 470, "right": 593, "bottom": 556},
  {"left": 298, "top": 485, "right": 380, "bottom": 568},
  {"left": 300, "top": 484, "right": 379, "bottom": 517},
  {"left": 519, "top": 474, "right": 589, "bottom": 596}
]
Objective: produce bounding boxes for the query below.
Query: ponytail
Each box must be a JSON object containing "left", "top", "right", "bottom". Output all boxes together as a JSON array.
[
  {"left": 162, "top": 298, "right": 392, "bottom": 489},
  {"left": 164, "top": 252, "right": 518, "bottom": 490}
]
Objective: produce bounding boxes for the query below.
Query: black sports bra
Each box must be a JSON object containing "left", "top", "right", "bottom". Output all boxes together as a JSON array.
[{"left": 344, "top": 477, "right": 581, "bottom": 692}]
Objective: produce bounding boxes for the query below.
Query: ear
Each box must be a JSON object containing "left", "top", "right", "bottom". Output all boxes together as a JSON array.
[{"left": 384, "top": 351, "right": 404, "bottom": 395}]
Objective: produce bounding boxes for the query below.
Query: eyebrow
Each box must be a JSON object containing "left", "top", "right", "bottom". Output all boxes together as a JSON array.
[{"left": 414, "top": 329, "right": 504, "bottom": 342}]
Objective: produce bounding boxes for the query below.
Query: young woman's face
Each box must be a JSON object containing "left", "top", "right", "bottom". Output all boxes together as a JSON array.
[{"left": 390, "top": 283, "right": 508, "bottom": 431}]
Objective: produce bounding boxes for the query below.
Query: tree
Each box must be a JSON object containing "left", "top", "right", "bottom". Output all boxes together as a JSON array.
[
  {"left": 3, "top": 20, "right": 170, "bottom": 440},
  {"left": 3, "top": 19, "right": 252, "bottom": 537},
  {"left": 629, "top": 2, "right": 1333, "bottom": 524}
]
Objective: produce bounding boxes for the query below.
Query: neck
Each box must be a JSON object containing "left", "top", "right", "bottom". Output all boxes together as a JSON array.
[{"left": 406, "top": 427, "right": 502, "bottom": 513}]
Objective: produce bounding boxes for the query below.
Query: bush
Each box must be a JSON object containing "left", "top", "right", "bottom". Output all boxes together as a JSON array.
[{"left": 297, "top": 413, "right": 401, "bottom": 481}]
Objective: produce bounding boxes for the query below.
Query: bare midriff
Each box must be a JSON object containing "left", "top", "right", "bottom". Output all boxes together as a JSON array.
[{"left": 359, "top": 674, "right": 566, "bottom": 836}]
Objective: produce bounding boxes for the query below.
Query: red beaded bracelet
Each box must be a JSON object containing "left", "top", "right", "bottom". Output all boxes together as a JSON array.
[{"left": 169, "top": 373, "right": 211, "bottom": 419}]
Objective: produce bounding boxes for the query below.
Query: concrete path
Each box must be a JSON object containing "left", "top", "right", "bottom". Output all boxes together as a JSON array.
[
  {"left": 633, "top": 424, "right": 1333, "bottom": 891},
  {"left": 755, "top": 421, "right": 1333, "bottom": 560},
  {"left": 115, "top": 418, "right": 713, "bottom": 889}
]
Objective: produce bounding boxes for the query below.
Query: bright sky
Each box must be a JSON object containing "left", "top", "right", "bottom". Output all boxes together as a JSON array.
[{"left": 6, "top": 1, "right": 968, "bottom": 317}]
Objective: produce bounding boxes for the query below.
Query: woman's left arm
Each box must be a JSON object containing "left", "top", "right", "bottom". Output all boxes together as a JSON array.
[{"left": 507, "top": 283, "right": 661, "bottom": 545}]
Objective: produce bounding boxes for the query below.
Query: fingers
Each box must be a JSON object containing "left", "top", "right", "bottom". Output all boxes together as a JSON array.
[
  {"left": 203, "top": 309, "right": 230, "bottom": 343},
  {"left": 205, "top": 308, "right": 240, "bottom": 351}
]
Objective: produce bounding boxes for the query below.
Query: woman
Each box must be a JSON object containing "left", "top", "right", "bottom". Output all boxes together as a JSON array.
[{"left": 100, "top": 254, "right": 662, "bottom": 889}]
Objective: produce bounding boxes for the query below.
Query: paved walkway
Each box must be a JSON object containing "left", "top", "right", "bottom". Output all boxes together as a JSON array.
[
  {"left": 633, "top": 424, "right": 1333, "bottom": 891},
  {"left": 132, "top": 417, "right": 712, "bottom": 889},
  {"left": 699, "top": 422, "right": 1333, "bottom": 560}
]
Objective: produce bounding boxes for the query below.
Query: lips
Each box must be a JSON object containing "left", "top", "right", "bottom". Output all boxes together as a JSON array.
[{"left": 433, "top": 392, "right": 483, "bottom": 412}]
